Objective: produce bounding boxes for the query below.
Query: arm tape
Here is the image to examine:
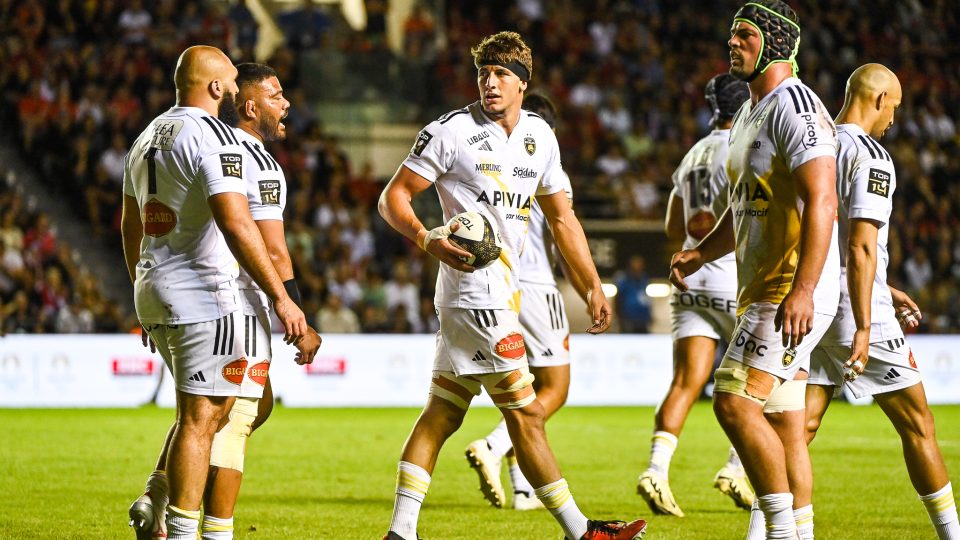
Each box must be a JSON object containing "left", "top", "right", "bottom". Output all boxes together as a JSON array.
[{"left": 283, "top": 279, "right": 303, "bottom": 308}]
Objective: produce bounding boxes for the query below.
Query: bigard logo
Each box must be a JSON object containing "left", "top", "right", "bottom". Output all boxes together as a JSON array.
[
  {"left": 247, "top": 361, "right": 270, "bottom": 386},
  {"left": 259, "top": 180, "right": 281, "bottom": 205},
  {"left": 495, "top": 332, "right": 526, "bottom": 360},
  {"left": 220, "top": 153, "right": 242, "bottom": 178},
  {"left": 143, "top": 198, "right": 177, "bottom": 237},
  {"left": 222, "top": 358, "right": 249, "bottom": 385}
]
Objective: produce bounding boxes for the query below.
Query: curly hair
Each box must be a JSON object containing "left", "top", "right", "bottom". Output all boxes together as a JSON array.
[{"left": 471, "top": 31, "right": 533, "bottom": 81}]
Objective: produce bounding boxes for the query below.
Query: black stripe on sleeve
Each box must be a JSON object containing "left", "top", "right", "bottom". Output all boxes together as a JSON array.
[
  {"left": 858, "top": 135, "right": 878, "bottom": 159},
  {"left": 795, "top": 87, "right": 811, "bottom": 113},
  {"left": 243, "top": 141, "right": 266, "bottom": 171},
  {"left": 253, "top": 143, "right": 277, "bottom": 171},
  {"left": 201, "top": 117, "right": 227, "bottom": 146},
  {"left": 786, "top": 87, "right": 802, "bottom": 114},
  {"left": 801, "top": 88, "right": 818, "bottom": 113},
  {"left": 211, "top": 116, "right": 239, "bottom": 145}
]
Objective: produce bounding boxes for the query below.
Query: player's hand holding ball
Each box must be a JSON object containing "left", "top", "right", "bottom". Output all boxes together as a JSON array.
[{"left": 421, "top": 211, "right": 503, "bottom": 273}]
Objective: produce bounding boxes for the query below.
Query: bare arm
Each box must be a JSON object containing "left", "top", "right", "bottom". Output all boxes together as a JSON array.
[
  {"left": 537, "top": 190, "right": 611, "bottom": 333},
  {"left": 844, "top": 218, "right": 880, "bottom": 372},
  {"left": 209, "top": 192, "right": 306, "bottom": 341},
  {"left": 121, "top": 194, "right": 143, "bottom": 284},
  {"left": 664, "top": 188, "right": 686, "bottom": 242},
  {"left": 774, "top": 155, "right": 838, "bottom": 347},
  {"left": 378, "top": 165, "right": 474, "bottom": 271},
  {"left": 669, "top": 206, "right": 735, "bottom": 291},
  {"left": 255, "top": 219, "right": 294, "bottom": 281}
]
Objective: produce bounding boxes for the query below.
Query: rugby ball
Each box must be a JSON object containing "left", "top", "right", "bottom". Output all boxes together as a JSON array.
[{"left": 447, "top": 211, "right": 503, "bottom": 269}]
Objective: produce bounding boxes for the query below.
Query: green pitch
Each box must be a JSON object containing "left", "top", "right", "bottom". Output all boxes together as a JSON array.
[{"left": 2, "top": 403, "right": 958, "bottom": 539}]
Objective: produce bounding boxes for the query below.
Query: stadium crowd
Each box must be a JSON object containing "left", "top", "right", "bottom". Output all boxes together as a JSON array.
[{"left": 0, "top": 0, "right": 958, "bottom": 334}]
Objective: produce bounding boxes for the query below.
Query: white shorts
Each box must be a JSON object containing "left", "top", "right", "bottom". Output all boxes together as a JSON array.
[
  {"left": 146, "top": 310, "right": 264, "bottom": 398},
  {"left": 670, "top": 288, "right": 737, "bottom": 341},
  {"left": 519, "top": 282, "right": 570, "bottom": 367},
  {"left": 809, "top": 337, "right": 922, "bottom": 399},
  {"left": 723, "top": 302, "right": 834, "bottom": 381},
  {"left": 435, "top": 307, "right": 529, "bottom": 376},
  {"left": 240, "top": 288, "right": 272, "bottom": 386}
]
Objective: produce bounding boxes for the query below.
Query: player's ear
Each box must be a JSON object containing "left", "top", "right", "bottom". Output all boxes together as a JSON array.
[
  {"left": 243, "top": 98, "right": 256, "bottom": 120},
  {"left": 876, "top": 91, "right": 886, "bottom": 112},
  {"left": 210, "top": 79, "right": 223, "bottom": 99},
  {"left": 520, "top": 80, "right": 527, "bottom": 93}
]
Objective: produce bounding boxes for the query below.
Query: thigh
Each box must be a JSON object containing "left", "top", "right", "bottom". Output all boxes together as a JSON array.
[{"left": 519, "top": 283, "right": 570, "bottom": 368}]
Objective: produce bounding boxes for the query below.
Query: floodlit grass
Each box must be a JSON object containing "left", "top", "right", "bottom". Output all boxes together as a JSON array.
[{"left": 2, "top": 402, "right": 958, "bottom": 539}]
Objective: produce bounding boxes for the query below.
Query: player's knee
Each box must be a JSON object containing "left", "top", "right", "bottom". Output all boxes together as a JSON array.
[
  {"left": 763, "top": 379, "right": 805, "bottom": 414},
  {"left": 483, "top": 368, "right": 537, "bottom": 410},
  {"left": 804, "top": 414, "right": 823, "bottom": 443},
  {"left": 209, "top": 397, "right": 257, "bottom": 472},
  {"left": 713, "top": 358, "right": 781, "bottom": 412},
  {"left": 429, "top": 371, "right": 481, "bottom": 412}
]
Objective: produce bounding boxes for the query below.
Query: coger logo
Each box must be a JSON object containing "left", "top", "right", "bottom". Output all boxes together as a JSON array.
[
  {"left": 143, "top": 198, "right": 178, "bottom": 237},
  {"left": 733, "top": 330, "right": 767, "bottom": 357},
  {"left": 247, "top": 361, "right": 270, "bottom": 386},
  {"left": 222, "top": 358, "right": 249, "bottom": 385},
  {"left": 671, "top": 292, "right": 737, "bottom": 313},
  {"left": 495, "top": 333, "right": 526, "bottom": 360}
]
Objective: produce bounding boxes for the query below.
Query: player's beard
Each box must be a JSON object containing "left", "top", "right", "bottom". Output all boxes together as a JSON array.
[
  {"left": 218, "top": 91, "right": 240, "bottom": 127},
  {"left": 259, "top": 111, "right": 286, "bottom": 142}
]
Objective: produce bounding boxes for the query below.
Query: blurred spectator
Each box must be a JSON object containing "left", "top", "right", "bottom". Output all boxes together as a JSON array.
[
  {"left": 118, "top": 0, "right": 152, "bottom": 45},
  {"left": 315, "top": 292, "right": 361, "bottom": 333},
  {"left": 385, "top": 261, "right": 420, "bottom": 330},
  {"left": 277, "top": 0, "right": 332, "bottom": 52},
  {"left": 614, "top": 255, "right": 652, "bottom": 333}
]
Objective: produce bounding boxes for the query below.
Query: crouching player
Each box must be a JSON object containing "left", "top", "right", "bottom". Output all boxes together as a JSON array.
[
  {"left": 128, "top": 62, "right": 320, "bottom": 540},
  {"left": 805, "top": 63, "right": 960, "bottom": 540}
]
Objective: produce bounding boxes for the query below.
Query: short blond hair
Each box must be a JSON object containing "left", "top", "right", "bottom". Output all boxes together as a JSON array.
[{"left": 471, "top": 31, "right": 533, "bottom": 81}]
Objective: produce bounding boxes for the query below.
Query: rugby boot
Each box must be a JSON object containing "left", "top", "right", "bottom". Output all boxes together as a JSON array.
[
  {"left": 636, "top": 470, "right": 684, "bottom": 517},
  {"left": 511, "top": 490, "right": 545, "bottom": 511},
  {"left": 713, "top": 466, "right": 755, "bottom": 510},
  {"left": 128, "top": 492, "right": 167, "bottom": 539},
  {"left": 465, "top": 439, "right": 505, "bottom": 508},
  {"left": 383, "top": 532, "right": 421, "bottom": 540},
  {"left": 566, "top": 518, "right": 648, "bottom": 539}
]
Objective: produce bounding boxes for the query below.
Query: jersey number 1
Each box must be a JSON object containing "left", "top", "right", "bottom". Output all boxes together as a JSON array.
[{"left": 145, "top": 147, "right": 158, "bottom": 194}]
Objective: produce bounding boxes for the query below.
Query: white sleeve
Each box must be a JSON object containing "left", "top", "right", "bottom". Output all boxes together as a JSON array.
[
  {"left": 198, "top": 137, "right": 247, "bottom": 198},
  {"left": 711, "top": 161, "right": 731, "bottom": 216},
  {"left": 401, "top": 120, "right": 455, "bottom": 182},
  {"left": 847, "top": 160, "right": 894, "bottom": 225},
  {"left": 122, "top": 150, "right": 136, "bottom": 197},
  {"left": 535, "top": 133, "right": 566, "bottom": 197},
  {"left": 774, "top": 86, "right": 838, "bottom": 172}
]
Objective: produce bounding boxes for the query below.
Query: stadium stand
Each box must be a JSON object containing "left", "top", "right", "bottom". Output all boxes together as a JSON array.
[{"left": 0, "top": 0, "right": 958, "bottom": 334}]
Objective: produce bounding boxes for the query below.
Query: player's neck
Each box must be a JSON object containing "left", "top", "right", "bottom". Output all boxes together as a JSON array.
[
  {"left": 237, "top": 123, "right": 264, "bottom": 143},
  {"left": 835, "top": 104, "right": 872, "bottom": 137},
  {"left": 484, "top": 105, "right": 522, "bottom": 136},
  {"left": 176, "top": 91, "right": 219, "bottom": 117},
  {"left": 748, "top": 65, "right": 792, "bottom": 104}
]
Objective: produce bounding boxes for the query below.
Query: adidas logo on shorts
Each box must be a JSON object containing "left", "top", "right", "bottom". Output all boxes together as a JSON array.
[
  {"left": 472, "top": 351, "right": 487, "bottom": 363},
  {"left": 883, "top": 368, "right": 901, "bottom": 381},
  {"left": 187, "top": 371, "right": 206, "bottom": 382}
]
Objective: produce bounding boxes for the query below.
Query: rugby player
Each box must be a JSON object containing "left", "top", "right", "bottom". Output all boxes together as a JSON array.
[
  {"left": 464, "top": 92, "right": 582, "bottom": 512},
  {"left": 378, "top": 31, "right": 647, "bottom": 540},
  {"left": 668, "top": 2, "right": 841, "bottom": 537},
  {"left": 804, "top": 63, "right": 960, "bottom": 540},
  {"left": 636, "top": 73, "right": 754, "bottom": 517},
  {"left": 121, "top": 47, "right": 317, "bottom": 540}
]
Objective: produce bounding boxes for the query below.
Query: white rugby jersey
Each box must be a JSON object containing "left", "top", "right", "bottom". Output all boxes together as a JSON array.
[
  {"left": 726, "top": 78, "right": 840, "bottom": 316},
  {"left": 402, "top": 102, "right": 566, "bottom": 310},
  {"left": 824, "top": 123, "right": 902, "bottom": 345},
  {"left": 234, "top": 129, "right": 286, "bottom": 305},
  {"left": 518, "top": 169, "right": 572, "bottom": 287},
  {"left": 671, "top": 129, "right": 736, "bottom": 292},
  {"left": 123, "top": 107, "right": 246, "bottom": 324}
]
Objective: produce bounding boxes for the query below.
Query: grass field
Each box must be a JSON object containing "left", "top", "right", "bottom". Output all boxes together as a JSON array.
[{"left": 2, "top": 402, "right": 958, "bottom": 539}]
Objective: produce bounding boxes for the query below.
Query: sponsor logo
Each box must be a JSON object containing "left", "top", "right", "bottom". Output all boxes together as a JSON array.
[
  {"left": 150, "top": 120, "right": 184, "bottom": 151},
  {"left": 259, "top": 180, "right": 281, "bottom": 205},
  {"left": 782, "top": 347, "right": 797, "bottom": 367},
  {"left": 671, "top": 292, "right": 737, "bottom": 313},
  {"left": 800, "top": 112, "right": 818, "bottom": 148},
  {"left": 867, "top": 168, "right": 890, "bottom": 197},
  {"left": 476, "top": 190, "right": 532, "bottom": 209},
  {"left": 495, "top": 332, "right": 526, "bottom": 360},
  {"left": 523, "top": 135, "right": 536, "bottom": 156},
  {"left": 412, "top": 130, "right": 433, "bottom": 156},
  {"left": 221, "top": 358, "right": 249, "bottom": 385},
  {"left": 883, "top": 367, "right": 902, "bottom": 381},
  {"left": 513, "top": 166, "right": 538, "bottom": 179},
  {"left": 563, "top": 334, "right": 570, "bottom": 351},
  {"left": 734, "top": 329, "right": 768, "bottom": 357},
  {"left": 908, "top": 349, "right": 917, "bottom": 369},
  {"left": 751, "top": 140, "right": 762, "bottom": 149},
  {"left": 305, "top": 357, "right": 347, "bottom": 375},
  {"left": 478, "top": 140, "right": 493, "bottom": 151},
  {"left": 686, "top": 211, "right": 716, "bottom": 240},
  {"left": 247, "top": 361, "right": 270, "bottom": 386},
  {"left": 220, "top": 153, "right": 242, "bottom": 178},
  {"left": 143, "top": 198, "right": 178, "bottom": 237},
  {"left": 111, "top": 357, "right": 155, "bottom": 376},
  {"left": 475, "top": 163, "right": 503, "bottom": 173},
  {"left": 472, "top": 350, "right": 488, "bottom": 363},
  {"left": 466, "top": 131, "right": 491, "bottom": 145}
]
